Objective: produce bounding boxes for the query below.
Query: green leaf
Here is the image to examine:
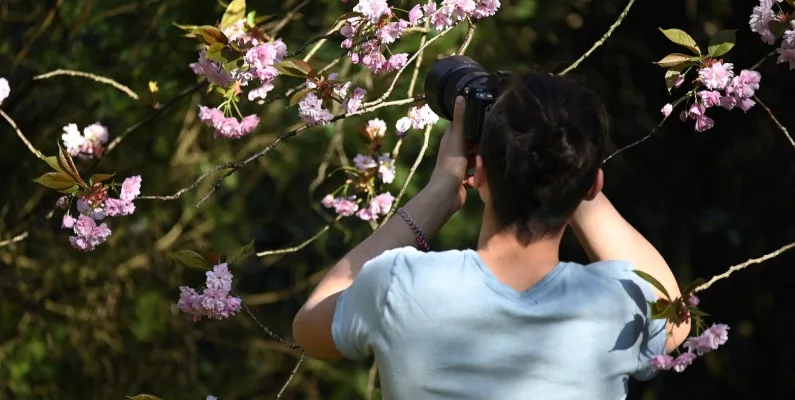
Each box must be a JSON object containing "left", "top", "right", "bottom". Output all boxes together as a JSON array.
[
  {"left": 649, "top": 300, "right": 674, "bottom": 320},
  {"left": 60, "top": 185, "right": 81, "bottom": 194},
  {"left": 191, "top": 25, "right": 229, "bottom": 46},
  {"left": 126, "top": 395, "right": 162, "bottom": 400},
  {"left": 681, "top": 278, "right": 705, "bottom": 296},
  {"left": 220, "top": 0, "right": 246, "bottom": 30},
  {"left": 654, "top": 53, "right": 698, "bottom": 69},
  {"left": 274, "top": 59, "right": 315, "bottom": 78},
  {"left": 689, "top": 308, "right": 711, "bottom": 317},
  {"left": 289, "top": 88, "right": 311, "bottom": 107},
  {"left": 33, "top": 172, "right": 77, "bottom": 191},
  {"left": 633, "top": 270, "right": 671, "bottom": 300},
  {"left": 708, "top": 29, "right": 737, "bottom": 57},
  {"left": 659, "top": 28, "right": 701, "bottom": 55},
  {"left": 247, "top": 10, "right": 256, "bottom": 27},
  {"left": 43, "top": 156, "right": 65, "bottom": 174},
  {"left": 89, "top": 173, "right": 115, "bottom": 185},
  {"left": 170, "top": 250, "right": 212, "bottom": 270},
  {"left": 205, "top": 42, "right": 226, "bottom": 63},
  {"left": 664, "top": 69, "right": 682, "bottom": 93},
  {"left": 173, "top": 22, "right": 201, "bottom": 31},
  {"left": 226, "top": 239, "right": 255, "bottom": 265},
  {"left": 56, "top": 142, "right": 86, "bottom": 187}
]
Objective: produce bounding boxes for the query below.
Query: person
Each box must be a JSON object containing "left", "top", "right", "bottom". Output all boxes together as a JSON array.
[{"left": 292, "top": 71, "right": 689, "bottom": 399}]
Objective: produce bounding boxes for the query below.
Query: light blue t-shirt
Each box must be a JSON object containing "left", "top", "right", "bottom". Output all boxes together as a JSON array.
[{"left": 332, "top": 247, "right": 668, "bottom": 400}]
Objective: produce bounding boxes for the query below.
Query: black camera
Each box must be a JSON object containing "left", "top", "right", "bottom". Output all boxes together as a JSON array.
[{"left": 424, "top": 56, "right": 507, "bottom": 142}]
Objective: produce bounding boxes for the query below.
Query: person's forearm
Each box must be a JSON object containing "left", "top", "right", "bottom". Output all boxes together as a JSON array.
[
  {"left": 570, "top": 192, "right": 681, "bottom": 300},
  {"left": 570, "top": 192, "right": 689, "bottom": 351}
]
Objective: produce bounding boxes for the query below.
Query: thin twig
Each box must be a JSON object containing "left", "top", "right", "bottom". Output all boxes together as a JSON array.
[
  {"left": 559, "top": 0, "right": 637, "bottom": 75},
  {"left": 456, "top": 18, "right": 476, "bottom": 56},
  {"left": 1, "top": 109, "right": 45, "bottom": 160},
  {"left": 695, "top": 241, "right": 795, "bottom": 293},
  {"left": 241, "top": 302, "right": 299, "bottom": 348},
  {"left": 754, "top": 95, "right": 795, "bottom": 150},
  {"left": 381, "top": 124, "right": 432, "bottom": 226},
  {"left": 365, "top": 361, "right": 378, "bottom": 400},
  {"left": 603, "top": 115, "right": 669, "bottom": 163},
  {"left": 750, "top": 50, "right": 777, "bottom": 71},
  {"left": 276, "top": 351, "right": 306, "bottom": 399},
  {"left": 362, "top": 26, "right": 454, "bottom": 108},
  {"left": 408, "top": 21, "right": 430, "bottom": 98},
  {"left": 257, "top": 217, "right": 341, "bottom": 257},
  {"left": 0, "top": 207, "right": 56, "bottom": 248},
  {"left": 300, "top": 21, "right": 345, "bottom": 61},
  {"left": 137, "top": 161, "right": 240, "bottom": 200},
  {"left": 33, "top": 69, "right": 139, "bottom": 100},
  {"left": 270, "top": 0, "right": 311, "bottom": 37}
]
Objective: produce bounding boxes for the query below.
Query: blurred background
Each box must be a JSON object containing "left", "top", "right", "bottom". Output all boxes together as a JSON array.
[{"left": 1, "top": 0, "right": 794, "bottom": 398}]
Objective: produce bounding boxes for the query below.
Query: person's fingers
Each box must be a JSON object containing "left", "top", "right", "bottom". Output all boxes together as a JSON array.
[{"left": 452, "top": 96, "right": 466, "bottom": 140}]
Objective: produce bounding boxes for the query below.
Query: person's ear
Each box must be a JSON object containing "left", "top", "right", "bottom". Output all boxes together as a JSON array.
[
  {"left": 584, "top": 168, "right": 604, "bottom": 200},
  {"left": 467, "top": 155, "right": 487, "bottom": 188}
]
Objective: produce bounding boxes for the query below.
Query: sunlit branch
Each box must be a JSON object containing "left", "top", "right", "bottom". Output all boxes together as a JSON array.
[
  {"left": 366, "top": 362, "right": 378, "bottom": 400},
  {"left": 0, "top": 207, "right": 56, "bottom": 248},
  {"left": 381, "top": 124, "right": 432, "bottom": 226},
  {"left": 270, "top": 0, "right": 311, "bottom": 37},
  {"left": 1, "top": 109, "right": 45, "bottom": 160},
  {"left": 456, "top": 18, "right": 476, "bottom": 56},
  {"left": 276, "top": 351, "right": 306, "bottom": 399},
  {"left": 558, "top": 0, "right": 636, "bottom": 76},
  {"left": 257, "top": 217, "right": 341, "bottom": 257},
  {"left": 695, "top": 241, "right": 795, "bottom": 293},
  {"left": 33, "top": 69, "right": 139, "bottom": 100}
]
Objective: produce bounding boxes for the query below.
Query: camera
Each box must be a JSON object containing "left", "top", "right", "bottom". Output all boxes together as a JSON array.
[{"left": 424, "top": 55, "right": 507, "bottom": 142}]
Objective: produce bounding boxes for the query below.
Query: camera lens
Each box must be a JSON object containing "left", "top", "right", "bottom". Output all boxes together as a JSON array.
[{"left": 424, "top": 56, "right": 489, "bottom": 120}]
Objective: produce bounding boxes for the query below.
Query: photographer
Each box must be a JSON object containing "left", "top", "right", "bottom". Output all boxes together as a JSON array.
[{"left": 292, "top": 65, "right": 688, "bottom": 399}]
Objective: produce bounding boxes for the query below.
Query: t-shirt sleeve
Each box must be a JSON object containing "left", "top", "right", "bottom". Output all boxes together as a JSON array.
[
  {"left": 626, "top": 267, "right": 669, "bottom": 381},
  {"left": 331, "top": 247, "right": 409, "bottom": 360}
]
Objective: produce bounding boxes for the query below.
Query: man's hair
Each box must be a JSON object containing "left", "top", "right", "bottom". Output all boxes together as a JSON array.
[{"left": 479, "top": 71, "right": 607, "bottom": 245}]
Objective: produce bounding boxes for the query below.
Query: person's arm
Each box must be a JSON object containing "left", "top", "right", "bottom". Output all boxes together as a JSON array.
[
  {"left": 292, "top": 97, "right": 470, "bottom": 359},
  {"left": 570, "top": 191, "right": 690, "bottom": 353}
]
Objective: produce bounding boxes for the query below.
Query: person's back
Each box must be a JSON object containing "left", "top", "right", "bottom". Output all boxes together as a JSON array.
[
  {"left": 293, "top": 68, "right": 689, "bottom": 399},
  {"left": 333, "top": 248, "right": 666, "bottom": 399}
]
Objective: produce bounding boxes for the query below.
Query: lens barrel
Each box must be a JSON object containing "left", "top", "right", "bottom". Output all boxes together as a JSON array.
[{"left": 424, "top": 56, "right": 489, "bottom": 120}]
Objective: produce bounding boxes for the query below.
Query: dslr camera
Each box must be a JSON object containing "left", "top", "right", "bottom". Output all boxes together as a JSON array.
[{"left": 424, "top": 55, "right": 508, "bottom": 142}]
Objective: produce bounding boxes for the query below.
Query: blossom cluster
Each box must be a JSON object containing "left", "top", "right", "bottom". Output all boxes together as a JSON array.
[
  {"left": 661, "top": 62, "right": 761, "bottom": 132},
  {"left": 396, "top": 104, "right": 440, "bottom": 137},
  {"left": 298, "top": 73, "right": 368, "bottom": 126},
  {"left": 341, "top": 0, "right": 500, "bottom": 74},
  {"left": 61, "top": 122, "right": 110, "bottom": 159},
  {"left": 177, "top": 263, "right": 242, "bottom": 321},
  {"left": 650, "top": 323, "right": 730, "bottom": 372},
  {"left": 0, "top": 77, "right": 9, "bottom": 107},
  {"left": 750, "top": 0, "right": 795, "bottom": 68},
  {"left": 191, "top": 36, "right": 288, "bottom": 138},
  {"left": 59, "top": 175, "right": 142, "bottom": 251}
]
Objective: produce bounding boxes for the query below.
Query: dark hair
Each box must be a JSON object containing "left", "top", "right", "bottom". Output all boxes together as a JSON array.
[{"left": 478, "top": 71, "right": 607, "bottom": 245}]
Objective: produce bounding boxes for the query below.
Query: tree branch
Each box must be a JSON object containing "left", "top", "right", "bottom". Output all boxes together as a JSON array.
[
  {"left": 558, "top": 0, "right": 637, "bottom": 75},
  {"left": 257, "top": 217, "right": 341, "bottom": 257},
  {"left": 0, "top": 206, "right": 56, "bottom": 248},
  {"left": 754, "top": 94, "right": 795, "bottom": 150},
  {"left": 695, "top": 241, "right": 795, "bottom": 293},
  {"left": 33, "top": 69, "right": 139, "bottom": 100},
  {"left": 276, "top": 351, "right": 306, "bottom": 399},
  {"left": 1, "top": 109, "right": 45, "bottom": 160},
  {"left": 240, "top": 302, "right": 299, "bottom": 349},
  {"left": 381, "top": 124, "right": 432, "bottom": 226},
  {"left": 456, "top": 18, "right": 476, "bottom": 56}
]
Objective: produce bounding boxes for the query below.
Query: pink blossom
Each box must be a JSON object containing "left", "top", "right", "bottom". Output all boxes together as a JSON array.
[
  {"left": 62, "top": 214, "right": 75, "bottom": 229},
  {"left": 387, "top": 53, "right": 409, "bottom": 71},
  {"left": 672, "top": 352, "right": 697, "bottom": 373},
  {"left": 206, "top": 263, "right": 233, "bottom": 292},
  {"left": 736, "top": 97, "right": 756, "bottom": 112},
  {"left": 200, "top": 288, "right": 242, "bottom": 320},
  {"left": 698, "top": 62, "right": 734, "bottom": 90},
  {"left": 83, "top": 123, "right": 109, "bottom": 146},
  {"left": 343, "top": 87, "right": 367, "bottom": 113},
  {"left": 726, "top": 70, "right": 761, "bottom": 99},
  {"left": 673, "top": 75, "right": 685, "bottom": 89},
  {"left": 425, "top": 1, "right": 455, "bottom": 30},
  {"left": 442, "top": 0, "right": 477, "bottom": 21},
  {"left": 396, "top": 117, "right": 412, "bottom": 134},
  {"left": 356, "top": 207, "right": 377, "bottom": 221},
  {"left": 321, "top": 194, "right": 335, "bottom": 208},
  {"left": 333, "top": 81, "right": 352, "bottom": 99},
  {"left": 368, "top": 192, "right": 395, "bottom": 215},
  {"left": 298, "top": 93, "right": 334, "bottom": 125},
  {"left": 408, "top": 104, "right": 440, "bottom": 129},
  {"left": 661, "top": 103, "right": 673, "bottom": 117},
  {"left": 0, "top": 77, "right": 9, "bottom": 107},
  {"left": 649, "top": 354, "right": 674, "bottom": 370},
  {"left": 177, "top": 286, "right": 203, "bottom": 315},
  {"left": 378, "top": 20, "right": 408, "bottom": 44},
  {"left": 698, "top": 91, "right": 722, "bottom": 108},
  {"left": 240, "top": 115, "right": 260, "bottom": 134},
  {"left": 354, "top": 154, "right": 377, "bottom": 171},
  {"left": 695, "top": 115, "right": 715, "bottom": 132},
  {"left": 121, "top": 176, "right": 142, "bottom": 202},
  {"left": 76, "top": 198, "right": 106, "bottom": 221},
  {"left": 353, "top": 0, "right": 391, "bottom": 24},
  {"left": 194, "top": 50, "right": 234, "bottom": 88},
  {"left": 409, "top": 4, "right": 424, "bottom": 24},
  {"left": 472, "top": 0, "right": 501, "bottom": 19},
  {"left": 222, "top": 18, "right": 262, "bottom": 47},
  {"left": 687, "top": 295, "right": 700, "bottom": 307},
  {"left": 248, "top": 82, "right": 275, "bottom": 101},
  {"left": 68, "top": 215, "right": 112, "bottom": 251},
  {"left": 62, "top": 123, "right": 87, "bottom": 158},
  {"left": 334, "top": 197, "right": 359, "bottom": 217},
  {"left": 104, "top": 198, "right": 136, "bottom": 217},
  {"left": 776, "top": 47, "right": 795, "bottom": 69},
  {"left": 377, "top": 154, "right": 396, "bottom": 184},
  {"left": 749, "top": 1, "right": 776, "bottom": 45},
  {"left": 366, "top": 118, "right": 387, "bottom": 138},
  {"left": 199, "top": 106, "right": 224, "bottom": 126},
  {"left": 245, "top": 43, "right": 283, "bottom": 71}
]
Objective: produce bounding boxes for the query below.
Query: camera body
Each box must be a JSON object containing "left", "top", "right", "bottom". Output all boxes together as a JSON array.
[{"left": 424, "top": 56, "right": 507, "bottom": 142}]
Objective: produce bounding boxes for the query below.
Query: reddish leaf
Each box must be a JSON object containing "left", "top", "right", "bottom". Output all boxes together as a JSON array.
[
  {"left": 33, "top": 172, "right": 78, "bottom": 191},
  {"left": 274, "top": 59, "right": 315, "bottom": 78}
]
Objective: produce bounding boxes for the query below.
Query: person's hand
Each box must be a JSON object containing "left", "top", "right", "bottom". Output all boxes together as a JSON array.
[{"left": 428, "top": 96, "right": 473, "bottom": 214}]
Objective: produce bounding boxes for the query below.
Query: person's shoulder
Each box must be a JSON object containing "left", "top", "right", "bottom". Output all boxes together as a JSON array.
[{"left": 564, "top": 260, "right": 656, "bottom": 309}]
